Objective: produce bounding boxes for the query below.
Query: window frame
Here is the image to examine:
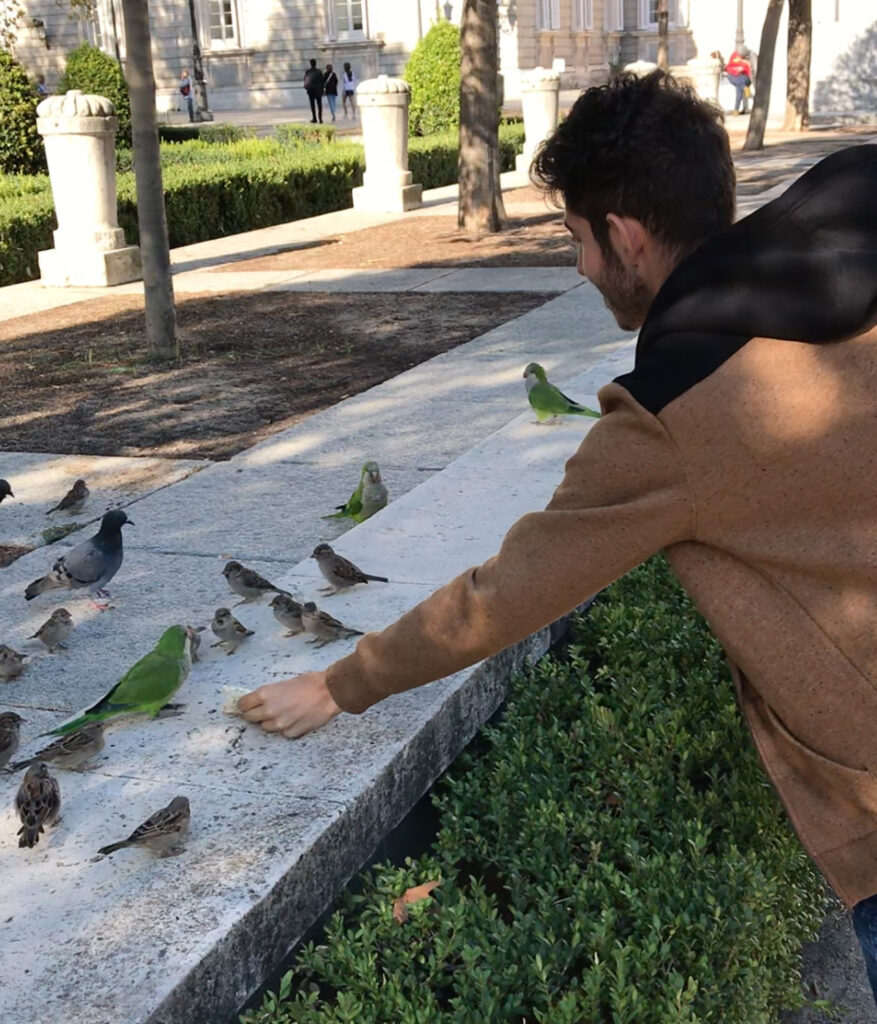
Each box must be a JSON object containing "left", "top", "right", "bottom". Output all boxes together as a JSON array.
[
  {"left": 572, "top": 0, "right": 594, "bottom": 31},
  {"left": 327, "top": 0, "right": 369, "bottom": 41},
  {"left": 604, "top": 0, "right": 624, "bottom": 31},
  {"left": 202, "top": 0, "right": 241, "bottom": 50},
  {"left": 537, "top": 0, "right": 561, "bottom": 30},
  {"left": 638, "top": 0, "right": 679, "bottom": 30}
]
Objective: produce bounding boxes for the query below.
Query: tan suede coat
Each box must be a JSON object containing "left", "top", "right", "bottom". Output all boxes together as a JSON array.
[{"left": 326, "top": 146, "right": 877, "bottom": 908}]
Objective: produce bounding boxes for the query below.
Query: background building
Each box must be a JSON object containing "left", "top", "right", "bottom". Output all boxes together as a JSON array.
[{"left": 10, "top": 1, "right": 877, "bottom": 120}]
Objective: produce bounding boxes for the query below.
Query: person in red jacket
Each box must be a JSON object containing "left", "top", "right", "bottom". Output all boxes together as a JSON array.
[{"left": 725, "top": 49, "right": 752, "bottom": 114}]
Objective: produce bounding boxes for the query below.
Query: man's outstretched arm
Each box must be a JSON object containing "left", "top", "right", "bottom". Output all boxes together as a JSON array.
[{"left": 240, "top": 384, "right": 695, "bottom": 737}]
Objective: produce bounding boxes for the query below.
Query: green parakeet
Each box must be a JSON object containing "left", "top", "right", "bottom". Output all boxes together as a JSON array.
[
  {"left": 45, "top": 625, "right": 196, "bottom": 736},
  {"left": 322, "top": 460, "right": 388, "bottom": 522},
  {"left": 523, "top": 363, "right": 601, "bottom": 423}
]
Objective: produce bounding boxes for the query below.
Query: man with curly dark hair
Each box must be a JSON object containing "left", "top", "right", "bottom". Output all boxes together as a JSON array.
[{"left": 241, "top": 71, "right": 877, "bottom": 1004}]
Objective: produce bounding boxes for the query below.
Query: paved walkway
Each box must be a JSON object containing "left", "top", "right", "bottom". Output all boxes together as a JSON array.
[{"left": 1, "top": 130, "right": 876, "bottom": 1024}]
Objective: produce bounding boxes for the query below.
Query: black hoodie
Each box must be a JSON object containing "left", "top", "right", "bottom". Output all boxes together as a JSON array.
[{"left": 616, "top": 144, "right": 877, "bottom": 414}]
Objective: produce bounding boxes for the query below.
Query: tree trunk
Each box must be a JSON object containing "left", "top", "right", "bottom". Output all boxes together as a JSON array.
[
  {"left": 782, "top": 0, "right": 811, "bottom": 131},
  {"left": 458, "top": 0, "right": 507, "bottom": 235},
  {"left": 120, "top": 0, "right": 178, "bottom": 361},
  {"left": 743, "top": 0, "right": 785, "bottom": 151},
  {"left": 657, "top": 0, "right": 669, "bottom": 70}
]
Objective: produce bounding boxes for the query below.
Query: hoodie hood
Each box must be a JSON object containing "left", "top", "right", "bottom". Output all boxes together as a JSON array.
[{"left": 615, "top": 144, "right": 877, "bottom": 414}]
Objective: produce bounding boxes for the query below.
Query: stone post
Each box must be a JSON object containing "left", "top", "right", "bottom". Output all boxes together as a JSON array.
[
  {"left": 515, "top": 67, "right": 561, "bottom": 176},
  {"left": 684, "top": 56, "right": 723, "bottom": 104},
  {"left": 352, "top": 76, "right": 422, "bottom": 213},
  {"left": 36, "top": 90, "right": 142, "bottom": 287}
]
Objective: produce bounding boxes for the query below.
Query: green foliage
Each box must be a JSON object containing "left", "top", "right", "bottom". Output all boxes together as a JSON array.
[
  {"left": 240, "top": 557, "right": 823, "bottom": 1024},
  {"left": 0, "top": 174, "right": 53, "bottom": 283},
  {"left": 197, "top": 122, "right": 256, "bottom": 144},
  {"left": 274, "top": 122, "right": 337, "bottom": 146},
  {"left": 0, "top": 123, "right": 524, "bottom": 285},
  {"left": 408, "top": 121, "right": 525, "bottom": 187},
  {"left": 0, "top": 51, "right": 45, "bottom": 174},
  {"left": 404, "top": 20, "right": 461, "bottom": 136},
  {"left": 114, "top": 141, "right": 366, "bottom": 249},
  {"left": 58, "top": 43, "right": 131, "bottom": 146}
]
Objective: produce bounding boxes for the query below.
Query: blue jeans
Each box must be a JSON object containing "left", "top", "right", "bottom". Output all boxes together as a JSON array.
[
  {"left": 853, "top": 892, "right": 877, "bottom": 1007},
  {"left": 326, "top": 93, "right": 336, "bottom": 119},
  {"left": 726, "top": 73, "right": 749, "bottom": 113}
]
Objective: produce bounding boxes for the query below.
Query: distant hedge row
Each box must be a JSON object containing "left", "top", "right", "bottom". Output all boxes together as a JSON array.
[{"left": 0, "top": 123, "right": 525, "bottom": 287}]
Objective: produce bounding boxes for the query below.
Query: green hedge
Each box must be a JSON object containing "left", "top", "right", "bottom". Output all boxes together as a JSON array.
[
  {"left": 274, "top": 122, "right": 337, "bottom": 146},
  {"left": 58, "top": 43, "right": 131, "bottom": 147},
  {"left": 0, "top": 51, "right": 45, "bottom": 175},
  {"left": 404, "top": 20, "right": 461, "bottom": 136},
  {"left": 0, "top": 175, "right": 54, "bottom": 282},
  {"left": 241, "top": 557, "right": 823, "bottom": 1024},
  {"left": 0, "top": 123, "right": 525, "bottom": 285}
]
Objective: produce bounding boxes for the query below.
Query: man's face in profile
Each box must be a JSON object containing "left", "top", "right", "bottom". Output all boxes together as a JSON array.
[{"left": 565, "top": 210, "right": 652, "bottom": 331}]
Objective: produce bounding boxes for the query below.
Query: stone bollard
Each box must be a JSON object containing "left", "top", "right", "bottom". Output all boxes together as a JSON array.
[
  {"left": 36, "top": 90, "right": 142, "bottom": 287},
  {"left": 683, "top": 56, "right": 723, "bottom": 104},
  {"left": 515, "top": 67, "right": 561, "bottom": 176},
  {"left": 352, "top": 76, "right": 422, "bottom": 213}
]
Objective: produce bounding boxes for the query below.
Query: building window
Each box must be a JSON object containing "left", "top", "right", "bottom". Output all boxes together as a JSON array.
[
  {"left": 208, "top": 0, "right": 237, "bottom": 42},
  {"left": 331, "top": 0, "right": 367, "bottom": 39},
  {"left": 572, "top": 0, "right": 593, "bottom": 30},
  {"left": 605, "top": 0, "right": 623, "bottom": 30},
  {"left": 638, "top": 0, "right": 679, "bottom": 29},
  {"left": 537, "top": 0, "right": 561, "bottom": 29}
]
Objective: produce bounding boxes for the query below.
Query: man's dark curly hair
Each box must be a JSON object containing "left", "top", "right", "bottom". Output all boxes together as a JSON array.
[{"left": 533, "top": 70, "right": 735, "bottom": 262}]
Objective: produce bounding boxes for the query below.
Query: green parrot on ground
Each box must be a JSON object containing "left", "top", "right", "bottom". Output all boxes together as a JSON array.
[
  {"left": 322, "top": 460, "right": 388, "bottom": 523},
  {"left": 523, "top": 362, "right": 601, "bottom": 424},
  {"left": 45, "top": 625, "right": 197, "bottom": 737}
]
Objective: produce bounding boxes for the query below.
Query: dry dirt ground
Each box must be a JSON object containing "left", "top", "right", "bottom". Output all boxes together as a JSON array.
[
  {"left": 215, "top": 192, "right": 575, "bottom": 274},
  {"left": 0, "top": 291, "right": 551, "bottom": 461}
]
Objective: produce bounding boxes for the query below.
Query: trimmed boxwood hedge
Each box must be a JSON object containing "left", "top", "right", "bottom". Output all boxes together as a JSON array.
[
  {"left": 0, "top": 123, "right": 525, "bottom": 286},
  {"left": 240, "top": 557, "right": 824, "bottom": 1024}
]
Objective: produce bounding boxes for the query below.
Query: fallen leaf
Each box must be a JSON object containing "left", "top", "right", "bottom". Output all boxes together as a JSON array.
[{"left": 392, "top": 879, "right": 441, "bottom": 924}]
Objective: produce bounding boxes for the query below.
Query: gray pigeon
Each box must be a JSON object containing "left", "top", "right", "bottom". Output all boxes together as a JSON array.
[
  {"left": 25, "top": 509, "right": 133, "bottom": 609},
  {"left": 0, "top": 479, "right": 13, "bottom": 503}
]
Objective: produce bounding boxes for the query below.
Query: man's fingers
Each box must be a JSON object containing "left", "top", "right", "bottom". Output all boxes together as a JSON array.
[
  {"left": 237, "top": 690, "right": 264, "bottom": 713},
  {"left": 240, "top": 702, "right": 269, "bottom": 723}
]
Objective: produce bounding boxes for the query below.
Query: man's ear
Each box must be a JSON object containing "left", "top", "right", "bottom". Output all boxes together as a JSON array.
[{"left": 605, "top": 214, "right": 648, "bottom": 269}]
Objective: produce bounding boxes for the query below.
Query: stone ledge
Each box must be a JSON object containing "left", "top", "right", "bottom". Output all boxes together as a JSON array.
[{"left": 0, "top": 335, "right": 634, "bottom": 1024}]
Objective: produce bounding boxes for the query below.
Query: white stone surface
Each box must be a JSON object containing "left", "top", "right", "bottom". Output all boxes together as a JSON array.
[
  {"left": 0, "top": 323, "right": 634, "bottom": 1024},
  {"left": 122, "top": 460, "right": 437, "bottom": 561},
  {"left": 682, "top": 56, "right": 723, "bottom": 104},
  {"left": 413, "top": 267, "right": 581, "bottom": 293},
  {"left": 269, "top": 267, "right": 457, "bottom": 292},
  {"left": 353, "top": 76, "right": 422, "bottom": 213},
  {"left": 0, "top": 453, "right": 205, "bottom": 550},
  {"left": 36, "top": 91, "right": 141, "bottom": 288},
  {"left": 516, "top": 67, "right": 561, "bottom": 176}
]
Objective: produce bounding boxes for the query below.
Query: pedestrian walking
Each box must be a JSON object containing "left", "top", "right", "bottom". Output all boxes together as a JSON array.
[
  {"left": 240, "top": 70, "right": 877, "bottom": 1010},
  {"left": 303, "top": 58, "right": 324, "bottom": 124},
  {"left": 179, "top": 69, "right": 195, "bottom": 122},
  {"left": 342, "top": 62, "right": 356, "bottom": 118},
  {"left": 323, "top": 63, "right": 339, "bottom": 122}
]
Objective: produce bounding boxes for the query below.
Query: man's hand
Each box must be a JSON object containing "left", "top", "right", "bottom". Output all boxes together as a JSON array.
[{"left": 238, "top": 671, "right": 342, "bottom": 738}]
